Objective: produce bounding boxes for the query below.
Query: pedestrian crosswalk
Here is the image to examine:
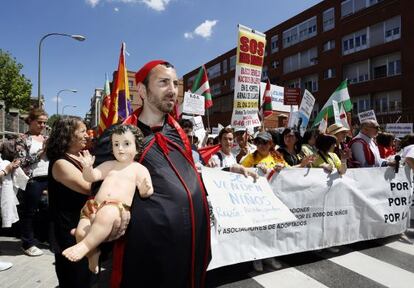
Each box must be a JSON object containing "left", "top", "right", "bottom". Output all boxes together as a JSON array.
[{"left": 207, "top": 233, "right": 414, "bottom": 288}]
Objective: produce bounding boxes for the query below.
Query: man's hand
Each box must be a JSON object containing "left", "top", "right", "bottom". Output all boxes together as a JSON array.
[
  {"left": 107, "top": 209, "right": 131, "bottom": 241},
  {"left": 230, "top": 164, "right": 259, "bottom": 182},
  {"left": 207, "top": 158, "right": 218, "bottom": 168}
]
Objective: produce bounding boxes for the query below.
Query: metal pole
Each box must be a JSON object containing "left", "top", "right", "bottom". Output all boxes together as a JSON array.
[
  {"left": 37, "top": 33, "right": 86, "bottom": 107},
  {"left": 56, "top": 89, "right": 77, "bottom": 115}
]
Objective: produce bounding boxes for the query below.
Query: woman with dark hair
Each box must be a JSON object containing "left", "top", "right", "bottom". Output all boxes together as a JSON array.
[
  {"left": 16, "top": 108, "right": 49, "bottom": 256},
  {"left": 300, "top": 129, "right": 319, "bottom": 158},
  {"left": 313, "top": 134, "right": 347, "bottom": 175},
  {"left": 376, "top": 131, "right": 396, "bottom": 158},
  {"left": 46, "top": 116, "right": 93, "bottom": 288},
  {"left": 277, "top": 128, "right": 314, "bottom": 167}
]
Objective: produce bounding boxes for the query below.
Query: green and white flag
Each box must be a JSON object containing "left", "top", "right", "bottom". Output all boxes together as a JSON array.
[{"left": 312, "top": 80, "right": 352, "bottom": 126}]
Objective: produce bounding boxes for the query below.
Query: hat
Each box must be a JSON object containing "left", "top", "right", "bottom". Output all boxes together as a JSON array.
[
  {"left": 135, "top": 60, "right": 168, "bottom": 84},
  {"left": 254, "top": 131, "right": 272, "bottom": 142},
  {"left": 327, "top": 123, "right": 349, "bottom": 135}
]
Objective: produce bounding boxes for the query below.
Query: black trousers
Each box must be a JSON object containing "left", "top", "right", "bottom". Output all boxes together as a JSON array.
[
  {"left": 55, "top": 252, "right": 93, "bottom": 288},
  {"left": 20, "top": 177, "right": 48, "bottom": 249}
]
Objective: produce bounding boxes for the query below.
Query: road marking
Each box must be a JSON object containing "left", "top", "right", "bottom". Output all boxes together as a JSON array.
[
  {"left": 253, "top": 268, "right": 329, "bottom": 288},
  {"left": 386, "top": 240, "right": 414, "bottom": 256},
  {"left": 329, "top": 251, "right": 414, "bottom": 288}
]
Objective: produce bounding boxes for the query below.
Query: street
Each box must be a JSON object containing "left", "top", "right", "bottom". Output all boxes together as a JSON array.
[{"left": 1, "top": 229, "right": 413, "bottom": 287}]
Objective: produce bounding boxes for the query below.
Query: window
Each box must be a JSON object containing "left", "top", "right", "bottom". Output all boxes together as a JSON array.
[
  {"left": 352, "top": 94, "right": 370, "bottom": 114},
  {"left": 283, "top": 16, "right": 317, "bottom": 48},
  {"left": 287, "top": 78, "right": 300, "bottom": 88},
  {"left": 210, "top": 83, "right": 221, "bottom": 96},
  {"left": 186, "top": 74, "right": 196, "bottom": 90},
  {"left": 222, "top": 59, "right": 228, "bottom": 74},
  {"left": 128, "top": 80, "right": 134, "bottom": 88},
  {"left": 323, "top": 8, "right": 335, "bottom": 31},
  {"left": 301, "top": 74, "right": 318, "bottom": 92},
  {"left": 323, "top": 68, "right": 336, "bottom": 79},
  {"left": 385, "top": 16, "right": 401, "bottom": 42},
  {"left": 341, "top": 0, "right": 383, "bottom": 18},
  {"left": 343, "top": 60, "right": 369, "bottom": 84},
  {"left": 262, "top": 66, "right": 268, "bottom": 81},
  {"left": 371, "top": 52, "right": 401, "bottom": 79},
  {"left": 271, "top": 60, "right": 279, "bottom": 69},
  {"left": 323, "top": 40, "right": 335, "bottom": 52},
  {"left": 283, "top": 47, "right": 317, "bottom": 73},
  {"left": 373, "top": 91, "right": 401, "bottom": 114},
  {"left": 342, "top": 28, "right": 368, "bottom": 55},
  {"left": 207, "top": 63, "right": 221, "bottom": 79},
  {"left": 229, "top": 55, "right": 236, "bottom": 71},
  {"left": 230, "top": 77, "right": 235, "bottom": 90},
  {"left": 271, "top": 35, "right": 279, "bottom": 53}
]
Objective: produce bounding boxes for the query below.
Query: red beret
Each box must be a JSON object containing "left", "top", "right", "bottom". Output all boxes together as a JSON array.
[{"left": 135, "top": 60, "right": 168, "bottom": 85}]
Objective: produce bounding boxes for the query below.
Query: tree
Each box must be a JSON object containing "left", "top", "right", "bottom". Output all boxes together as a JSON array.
[
  {"left": 47, "top": 114, "right": 60, "bottom": 128},
  {"left": 0, "top": 49, "right": 32, "bottom": 112}
]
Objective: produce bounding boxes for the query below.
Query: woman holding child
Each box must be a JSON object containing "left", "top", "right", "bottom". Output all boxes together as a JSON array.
[{"left": 46, "top": 116, "right": 93, "bottom": 288}]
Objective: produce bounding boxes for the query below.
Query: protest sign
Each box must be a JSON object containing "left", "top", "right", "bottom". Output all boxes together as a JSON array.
[
  {"left": 183, "top": 115, "right": 205, "bottom": 147},
  {"left": 202, "top": 167, "right": 296, "bottom": 228},
  {"left": 296, "top": 89, "right": 315, "bottom": 134},
  {"left": 284, "top": 88, "right": 301, "bottom": 105},
  {"left": 358, "top": 109, "right": 377, "bottom": 123},
  {"left": 231, "top": 24, "right": 266, "bottom": 129},
  {"left": 208, "top": 167, "right": 411, "bottom": 270},
  {"left": 386, "top": 123, "right": 413, "bottom": 138},
  {"left": 182, "top": 91, "right": 205, "bottom": 116},
  {"left": 259, "top": 82, "right": 292, "bottom": 112}
]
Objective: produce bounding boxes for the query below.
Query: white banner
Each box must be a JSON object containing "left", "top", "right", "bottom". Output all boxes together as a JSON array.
[
  {"left": 182, "top": 92, "right": 205, "bottom": 116},
  {"left": 386, "top": 123, "right": 413, "bottom": 138},
  {"left": 231, "top": 25, "right": 266, "bottom": 129},
  {"left": 202, "top": 167, "right": 296, "bottom": 228},
  {"left": 358, "top": 109, "right": 377, "bottom": 123},
  {"left": 208, "top": 167, "right": 412, "bottom": 270}
]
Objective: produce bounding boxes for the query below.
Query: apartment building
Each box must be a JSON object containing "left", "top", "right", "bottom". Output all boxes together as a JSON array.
[{"left": 183, "top": 0, "right": 414, "bottom": 128}]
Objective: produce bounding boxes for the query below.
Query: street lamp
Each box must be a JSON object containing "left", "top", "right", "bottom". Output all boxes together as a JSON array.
[
  {"left": 56, "top": 89, "right": 77, "bottom": 115},
  {"left": 62, "top": 104, "right": 77, "bottom": 116},
  {"left": 37, "top": 33, "right": 86, "bottom": 107}
]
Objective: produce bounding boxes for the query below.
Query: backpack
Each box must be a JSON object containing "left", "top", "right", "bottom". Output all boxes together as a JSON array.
[{"left": 347, "top": 137, "right": 375, "bottom": 168}]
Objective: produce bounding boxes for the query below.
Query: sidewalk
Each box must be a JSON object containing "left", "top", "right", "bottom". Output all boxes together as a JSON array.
[{"left": 0, "top": 236, "right": 111, "bottom": 288}]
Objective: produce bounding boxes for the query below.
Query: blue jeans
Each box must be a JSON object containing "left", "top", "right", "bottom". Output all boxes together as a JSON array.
[{"left": 20, "top": 177, "right": 48, "bottom": 249}]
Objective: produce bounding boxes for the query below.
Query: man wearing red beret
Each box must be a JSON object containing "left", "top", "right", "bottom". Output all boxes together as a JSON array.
[{"left": 109, "top": 61, "right": 210, "bottom": 288}]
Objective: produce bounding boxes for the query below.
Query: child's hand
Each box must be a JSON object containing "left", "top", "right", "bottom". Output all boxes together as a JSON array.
[{"left": 79, "top": 150, "right": 95, "bottom": 168}]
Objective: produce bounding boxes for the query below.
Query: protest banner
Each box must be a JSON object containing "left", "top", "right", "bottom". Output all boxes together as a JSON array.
[
  {"left": 207, "top": 167, "right": 411, "bottom": 270},
  {"left": 259, "top": 82, "right": 292, "bottom": 112},
  {"left": 231, "top": 24, "right": 266, "bottom": 129},
  {"left": 358, "top": 109, "right": 377, "bottom": 123},
  {"left": 284, "top": 87, "right": 301, "bottom": 106},
  {"left": 182, "top": 91, "right": 205, "bottom": 116},
  {"left": 386, "top": 123, "right": 413, "bottom": 138},
  {"left": 202, "top": 167, "right": 296, "bottom": 228}
]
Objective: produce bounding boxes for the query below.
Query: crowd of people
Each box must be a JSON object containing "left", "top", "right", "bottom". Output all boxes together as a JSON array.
[{"left": 0, "top": 60, "right": 413, "bottom": 288}]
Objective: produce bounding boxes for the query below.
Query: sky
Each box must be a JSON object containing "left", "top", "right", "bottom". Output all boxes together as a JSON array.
[{"left": 1, "top": 0, "right": 321, "bottom": 118}]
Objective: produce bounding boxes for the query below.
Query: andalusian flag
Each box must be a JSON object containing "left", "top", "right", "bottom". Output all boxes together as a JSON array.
[
  {"left": 261, "top": 79, "right": 273, "bottom": 118},
  {"left": 191, "top": 65, "right": 213, "bottom": 109},
  {"left": 318, "top": 111, "right": 328, "bottom": 134},
  {"left": 107, "top": 42, "right": 132, "bottom": 125},
  {"left": 97, "top": 73, "right": 111, "bottom": 136},
  {"left": 313, "top": 80, "right": 352, "bottom": 126}
]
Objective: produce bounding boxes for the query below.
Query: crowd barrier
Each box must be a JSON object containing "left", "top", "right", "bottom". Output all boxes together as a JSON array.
[{"left": 203, "top": 166, "right": 413, "bottom": 270}]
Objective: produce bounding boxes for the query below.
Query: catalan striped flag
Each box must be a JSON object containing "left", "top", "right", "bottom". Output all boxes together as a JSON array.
[
  {"left": 107, "top": 42, "right": 132, "bottom": 126},
  {"left": 97, "top": 73, "right": 111, "bottom": 136}
]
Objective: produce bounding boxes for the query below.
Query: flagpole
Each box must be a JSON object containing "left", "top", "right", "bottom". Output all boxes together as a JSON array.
[{"left": 206, "top": 108, "right": 211, "bottom": 133}]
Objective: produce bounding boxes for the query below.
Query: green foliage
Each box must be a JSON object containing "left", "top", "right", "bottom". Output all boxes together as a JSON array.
[
  {"left": 0, "top": 49, "right": 32, "bottom": 112},
  {"left": 47, "top": 114, "right": 60, "bottom": 127}
]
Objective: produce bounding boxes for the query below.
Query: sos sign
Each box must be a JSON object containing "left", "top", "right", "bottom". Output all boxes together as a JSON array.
[{"left": 238, "top": 36, "right": 265, "bottom": 66}]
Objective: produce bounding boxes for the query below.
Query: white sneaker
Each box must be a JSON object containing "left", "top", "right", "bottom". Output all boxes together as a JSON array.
[
  {"left": 263, "top": 257, "right": 282, "bottom": 269},
  {"left": 22, "top": 246, "right": 44, "bottom": 257},
  {"left": 0, "top": 261, "right": 13, "bottom": 271},
  {"left": 252, "top": 260, "right": 264, "bottom": 272}
]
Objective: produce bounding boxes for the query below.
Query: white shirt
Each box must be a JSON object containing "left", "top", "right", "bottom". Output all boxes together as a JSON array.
[
  {"left": 231, "top": 143, "right": 256, "bottom": 162},
  {"left": 351, "top": 132, "right": 386, "bottom": 167},
  {"left": 210, "top": 151, "right": 237, "bottom": 168},
  {"left": 402, "top": 144, "right": 414, "bottom": 159}
]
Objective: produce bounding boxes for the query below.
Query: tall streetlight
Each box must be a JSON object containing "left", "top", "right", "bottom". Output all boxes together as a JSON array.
[
  {"left": 38, "top": 33, "right": 86, "bottom": 107},
  {"left": 56, "top": 89, "right": 77, "bottom": 115},
  {"left": 62, "top": 104, "right": 77, "bottom": 116}
]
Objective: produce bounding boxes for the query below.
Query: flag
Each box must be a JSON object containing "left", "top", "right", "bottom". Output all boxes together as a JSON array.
[
  {"left": 198, "top": 144, "right": 221, "bottom": 164},
  {"left": 260, "top": 79, "right": 273, "bottom": 118},
  {"left": 312, "top": 80, "right": 352, "bottom": 126},
  {"left": 318, "top": 111, "right": 328, "bottom": 134},
  {"left": 98, "top": 73, "right": 111, "bottom": 136},
  {"left": 191, "top": 65, "right": 213, "bottom": 109},
  {"left": 107, "top": 42, "right": 133, "bottom": 126}
]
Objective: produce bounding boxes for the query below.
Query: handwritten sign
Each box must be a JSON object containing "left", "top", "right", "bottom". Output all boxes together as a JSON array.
[
  {"left": 358, "top": 109, "right": 377, "bottom": 123},
  {"left": 182, "top": 92, "right": 205, "bottom": 116},
  {"left": 202, "top": 167, "right": 296, "bottom": 228}
]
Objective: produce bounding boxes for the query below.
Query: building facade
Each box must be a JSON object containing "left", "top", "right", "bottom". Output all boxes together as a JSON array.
[{"left": 183, "top": 0, "right": 414, "bottom": 128}]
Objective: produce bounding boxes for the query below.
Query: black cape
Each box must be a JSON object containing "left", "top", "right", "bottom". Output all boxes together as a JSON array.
[{"left": 94, "top": 114, "right": 210, "bottom": 288}]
